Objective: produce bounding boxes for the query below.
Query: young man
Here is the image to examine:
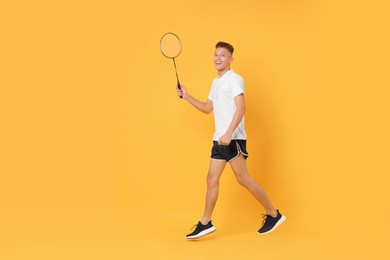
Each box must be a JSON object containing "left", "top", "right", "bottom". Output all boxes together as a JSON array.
[{"left": 178, "top": 42, "right": 285, "bottom": 239}]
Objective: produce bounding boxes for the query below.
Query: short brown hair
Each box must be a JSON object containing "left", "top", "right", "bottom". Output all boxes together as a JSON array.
[{"left": 215, "top": 42, "right": 234, "bottom": 54}]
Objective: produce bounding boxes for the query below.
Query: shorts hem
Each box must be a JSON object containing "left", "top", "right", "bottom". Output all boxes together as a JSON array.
[
  {"left": 210, "top": 158, "right": 226, "bottom": 161},
  {"left": 228, "top": 141, "right": 249, "bottom": 162}
]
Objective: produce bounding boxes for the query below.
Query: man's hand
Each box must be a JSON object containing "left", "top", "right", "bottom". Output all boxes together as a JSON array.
[
  {"left": 177, "top": 85, "right": 213, "bottom": 114},
  {"left": 177, "top": 85, "right": 189, "bottom": 100},
  {"left": 218, "top": 133, "right": 232, "bottom": 146}
]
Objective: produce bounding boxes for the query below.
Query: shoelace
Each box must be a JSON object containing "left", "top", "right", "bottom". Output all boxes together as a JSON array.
[
  {"left": 190, "top": 223, "right": 203, "bottom": 231},
  {"left": 189, "top": 221, "right": 211, "bottom": 230},
  {"left": 261, "top": 214, "right": 272, "bottom": 226}
]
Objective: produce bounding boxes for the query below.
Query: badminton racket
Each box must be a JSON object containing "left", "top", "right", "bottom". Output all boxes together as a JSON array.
[{"left": 160, "top": 32, "right": 183, "bottom": 98}]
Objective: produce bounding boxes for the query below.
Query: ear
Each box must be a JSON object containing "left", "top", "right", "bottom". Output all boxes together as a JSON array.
[{"left": 230, "top": 56, "right": 234, "bottom": 63}]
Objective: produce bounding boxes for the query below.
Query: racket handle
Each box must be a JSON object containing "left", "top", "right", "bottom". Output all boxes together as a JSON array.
[{"left": 177, "top": 82, "right": 183, "bottom": 99}]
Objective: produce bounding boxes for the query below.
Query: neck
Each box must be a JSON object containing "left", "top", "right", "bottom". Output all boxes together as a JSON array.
[{"left": 218, "top": 68, "right": 231, "bottom": 77}]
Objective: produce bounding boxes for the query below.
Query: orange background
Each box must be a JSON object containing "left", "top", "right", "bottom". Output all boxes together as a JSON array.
[{"left": 1, "top": 0, "right": 389, "bottom": 259}]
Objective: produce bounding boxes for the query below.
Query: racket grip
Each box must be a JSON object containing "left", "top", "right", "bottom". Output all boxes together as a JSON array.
[{"left": 177, "top": 82, "right": 183, "bottom": 99}]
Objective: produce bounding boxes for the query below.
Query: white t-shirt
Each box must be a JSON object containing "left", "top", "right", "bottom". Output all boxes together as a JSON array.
[{"left": 208, "top": 70, "right": 247, "bottom": 141}]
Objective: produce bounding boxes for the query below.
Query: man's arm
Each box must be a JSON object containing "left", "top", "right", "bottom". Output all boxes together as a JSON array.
[
  {"left": 218, "top": 94, "right": 246, "bottom": 145},
  {"left": 177, "top": 85, "right": 213, "bottom": 114}
]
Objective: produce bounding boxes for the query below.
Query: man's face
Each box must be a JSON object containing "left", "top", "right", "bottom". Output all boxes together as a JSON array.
[{"left": 213, "top": 47, "right": 233, "bottom": 72}]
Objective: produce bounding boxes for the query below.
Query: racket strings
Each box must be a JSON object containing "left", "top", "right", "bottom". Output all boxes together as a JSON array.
[{"left": 160, "top": 32, "right": 182, "bottom": 58}]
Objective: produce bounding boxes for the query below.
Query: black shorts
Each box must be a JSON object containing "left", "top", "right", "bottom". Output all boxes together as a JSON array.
[{"left": 211, "top": 140, "right": 249, "bottom": 162}]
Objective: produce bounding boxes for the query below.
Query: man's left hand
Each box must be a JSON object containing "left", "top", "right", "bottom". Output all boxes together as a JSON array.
[{"left": 218, "top": 133, "right": 232, "bottom": 146}]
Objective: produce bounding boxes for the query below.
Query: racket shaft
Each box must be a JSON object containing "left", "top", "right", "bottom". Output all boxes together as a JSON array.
[
  {"left": 173, "top": 58, "right": 180, "bottom": 87},
  {"left": 173, "top": 58, "right": 182, "bottom": 98}
]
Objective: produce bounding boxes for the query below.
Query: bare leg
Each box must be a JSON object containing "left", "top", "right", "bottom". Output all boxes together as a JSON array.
[
  {"left": 200, "top": 159, "right": 227, "bottom": 224},
  {"left": 229, "top": 154, "right": 277, "bottom": 217}
]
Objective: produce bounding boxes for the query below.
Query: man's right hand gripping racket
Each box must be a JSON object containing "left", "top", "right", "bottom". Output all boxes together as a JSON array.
[{"left": 160, "top": 32, "right": 183, "bottom": 98}]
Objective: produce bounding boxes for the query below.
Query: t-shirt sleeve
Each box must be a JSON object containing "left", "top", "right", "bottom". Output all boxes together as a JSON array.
[
  {"left": 208, "top": 89, "right": 213, "bottom": 100},
  {"left": 231, "top": 75, "right": 244, "bottom": 97},
  {"left": 208, "top": 81, "right": 215, "bottom": 101}
]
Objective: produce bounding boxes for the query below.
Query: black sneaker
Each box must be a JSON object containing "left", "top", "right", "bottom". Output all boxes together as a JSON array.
[
  {"left": 258, "top": 210, "right": 286, "bottom": 234},
  {"left": 186, "top": 221, "right": 216, "bottom": 239}
]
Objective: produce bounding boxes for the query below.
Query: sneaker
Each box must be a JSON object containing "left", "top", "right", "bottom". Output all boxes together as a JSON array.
[
  {"left": 258, "top": 210, "right": 286, "bottom": 234},
  {"left": 186, "top": 221, "right": 216, "bottom": 239}
]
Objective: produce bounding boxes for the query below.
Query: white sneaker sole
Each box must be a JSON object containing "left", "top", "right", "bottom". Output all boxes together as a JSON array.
[
  {"left": 186, "top": 226, "right": 217, "bottom": 239},
  {"left": 258, "top": 215, "right": 286, "bottom": 235}
]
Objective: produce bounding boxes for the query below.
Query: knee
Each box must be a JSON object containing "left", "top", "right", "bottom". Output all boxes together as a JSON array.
[
  {"left": 207, "top": 175, "right": 219, "bottom": 187},
  {"left": 235, "top": 174, "right": 249, "bottom": 187}
]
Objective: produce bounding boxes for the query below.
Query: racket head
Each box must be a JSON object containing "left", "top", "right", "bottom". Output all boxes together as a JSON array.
[{"left": 160, "top": 32, "right": 182, "bottom": 59}]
